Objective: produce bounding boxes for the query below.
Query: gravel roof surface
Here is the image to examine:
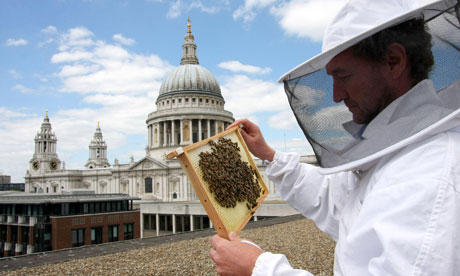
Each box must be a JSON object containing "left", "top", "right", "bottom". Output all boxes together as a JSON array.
[{"left": 0, "top": 216, "right": 335, "bottom": 275}]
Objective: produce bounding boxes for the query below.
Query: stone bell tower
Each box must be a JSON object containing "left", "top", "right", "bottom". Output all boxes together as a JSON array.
[
  {"left": 85, "top": 122, "right": 110, "bottom": 169},
  {"left": 29, "top": 110, "right": 61, "bottom": 173}
]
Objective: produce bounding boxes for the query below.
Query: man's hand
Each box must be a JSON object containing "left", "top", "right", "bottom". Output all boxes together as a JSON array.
[
  {"left": 210, "top": 232, "right": 263, "bottom": 276},
  {"left": 227, "top": 119, "right": 275, "bottom": 162}
]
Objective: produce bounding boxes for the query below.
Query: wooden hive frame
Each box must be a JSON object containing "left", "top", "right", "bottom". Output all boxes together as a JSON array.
[{"left": 166, "top": 125, "right": 269, "bottom": 238}]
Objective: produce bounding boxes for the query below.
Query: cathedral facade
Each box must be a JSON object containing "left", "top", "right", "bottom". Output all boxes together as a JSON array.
[{"left": 24, "top": 21, "right": 279, "bottom": 202}]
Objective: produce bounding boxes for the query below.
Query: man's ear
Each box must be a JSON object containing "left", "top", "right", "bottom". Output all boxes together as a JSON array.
[{"left": 386, "top": 43, "right": 408, "bottom": 80}]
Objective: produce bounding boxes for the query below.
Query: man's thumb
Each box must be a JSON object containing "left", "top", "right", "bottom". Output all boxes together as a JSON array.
[{"left": 228, "top": 232, "right": 240, "bottom": 241}]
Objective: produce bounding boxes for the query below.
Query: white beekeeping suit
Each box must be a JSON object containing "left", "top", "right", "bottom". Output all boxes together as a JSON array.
[{"left": 252, "top": 0, "right": 460, "bottom": 275}]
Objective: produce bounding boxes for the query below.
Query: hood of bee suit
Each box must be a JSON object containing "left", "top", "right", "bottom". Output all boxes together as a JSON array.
[{"left": 278, "top": 0, "right": 460, "bottom": 173}]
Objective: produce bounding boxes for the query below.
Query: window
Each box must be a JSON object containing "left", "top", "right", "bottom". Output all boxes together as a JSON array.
[
  {"left": 206, "top": 99, "right": 209, "bottom": 103},
  {"left": 83, "top": 203, "right": 88, "bottom": 214},
  {"left": 199, "top": 98, "right": 202, "bottom": 103},
  {"left": 185, "top": 98, "right": 189, "bottom": 102},
  {"left": 124, "top": 224, "right": 134, "bottom": 240},
  {"left": 179, "top": 99, "right": 182, "bottom": 103},
  {"left": 72, "top": 229, "right": 85, "bottom": 247},
  {"left": 108, "top": 225, "right": 118, "bottom": 242},
  {"left": 53, "top": 186, "right": 57, "bottom": 193},
  {"left": 192, "top": 98, "right": 196, "bottom": 102},
  {"left": 145, "top": 177, "right": 153, "bottom": 193},
  {"left": 91, "top": 227, "right": 103, "bottom": 244}
]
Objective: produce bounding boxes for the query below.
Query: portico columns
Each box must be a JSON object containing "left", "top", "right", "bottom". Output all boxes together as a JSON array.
[
  {"left": 198, "top": 119, "right": 202, "bottom": 141},
  {"left": 163, "top": 121, "right": 167, "bottom": 146},
  {"left": 190, "top": 119, "right": 193, "bottom": 143},
  {"left": 171, "top": 120, "right": 176, "bottom": 145},
  {"left": 180, "top": 120, "right": 183, "bottom": 144},
  {"left": 207, "top": 119, "right": 211, "bottom": 138},
  {"left": 156, "top": 214, "right": 160, "bottom": 237}
]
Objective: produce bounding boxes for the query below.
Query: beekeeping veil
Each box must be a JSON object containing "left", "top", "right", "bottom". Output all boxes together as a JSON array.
[{"left": 279, "top": 0, "right": 460, "bottom": 173}]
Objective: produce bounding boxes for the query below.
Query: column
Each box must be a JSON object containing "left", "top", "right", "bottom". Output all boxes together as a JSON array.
[
  {"left": 171, "top": 120, "right": 176, "bottom": 145},
  {"left": 180, "top": 120, "right": 183, "bottom": 144},
  {"left": 156, "top": 123, "right": 160, "bottom": 147},
  {"left": 215, "top": 121, "right": 219, "bottom": 134},
  {"left": 254, "top": 216, "right": 258, "bottom": 222},
  {"left": 172, "top": 214, "right": 176, "bottom": 234},
  {"left": 207, "top": 119, "right": 211, "bottom": 138},
  {"left": 163, "top": 121, "right": 168, "bottom": 146},
  {"left": 148, "top": 125, "right": 152, "bottom": 148},
  {"left": 198, "top": 119, "right": 202, "bottom": 141},
  {"left": 190, "top": 119, "right": 193, "bottom": 143},
  {"left": 156, "top": 214, "right": 160, "bottom": 237},
  {"left": 140, "top": 214, "right": 145, "bottom": 239},
  {"left": 210, "top": 220, "right": 213, "bottom": 229},
  {"left": 190, "top": 215, "right": 194, "bottom": 231}
]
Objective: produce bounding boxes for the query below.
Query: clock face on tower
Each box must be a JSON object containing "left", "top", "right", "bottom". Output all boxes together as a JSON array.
[
  {"left": 32, "top": 160, "right": 40, "bottom": 170},
  {"left": 50, "top": 160, "right": 58, "bottom": 170}
]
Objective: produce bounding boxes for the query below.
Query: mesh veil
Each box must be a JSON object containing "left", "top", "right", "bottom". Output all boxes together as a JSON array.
[{"left": 284, "top": 2, "right": 460, "bottom": 169}]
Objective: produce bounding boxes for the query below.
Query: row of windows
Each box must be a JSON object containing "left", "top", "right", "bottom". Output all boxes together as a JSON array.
[
  {"left": 0, "top": 201, "right": 132, "bottom": 216},
  {"left": 72, "top": 223, "right": 134, "bottom": 247},
  {"left": 160, "top": 97, "right": 223, "bottom": 107}
]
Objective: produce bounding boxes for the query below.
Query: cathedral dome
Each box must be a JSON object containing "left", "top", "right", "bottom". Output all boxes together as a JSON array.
[
  {"left": 158, "top": 64, "right": 222, "bottom": 99},
  {"left": 157, "top": 18, "right": 222, "bottom": 101}
]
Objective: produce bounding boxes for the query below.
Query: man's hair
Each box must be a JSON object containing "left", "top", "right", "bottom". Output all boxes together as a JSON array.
[{"left": 352, "top": 18, "right": 434, "bottom": 85}]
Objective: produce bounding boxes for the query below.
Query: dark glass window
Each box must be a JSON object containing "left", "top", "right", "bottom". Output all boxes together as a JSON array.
[
  {"left": 91, "top": 227, "right": 103, "bottom": 244},
  {"left": 123, "top": 224, "right": 134, "bottom": 240},
  {"left": 108, "top": 225, "right": 118, "bottom": 242},
  {"left": 72, "top": 229, "right": 85, "bottom": 247},
  {"left": 145, "top": 177, "right": 152, "bottom": 193}
]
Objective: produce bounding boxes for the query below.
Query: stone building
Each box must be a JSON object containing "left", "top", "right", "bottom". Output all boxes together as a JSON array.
[{"left": 24, "top": 19, "right": 279, "bottom": 201}]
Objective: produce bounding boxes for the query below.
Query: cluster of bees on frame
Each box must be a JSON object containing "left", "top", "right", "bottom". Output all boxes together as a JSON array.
[{"left": 199, "top": 137, "right": 262, "bottom": 213}]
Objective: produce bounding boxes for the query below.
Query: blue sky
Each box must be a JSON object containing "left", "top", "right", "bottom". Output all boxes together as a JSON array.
[{"left": 0, "top": 0, "right": 436, "bottom": 182}]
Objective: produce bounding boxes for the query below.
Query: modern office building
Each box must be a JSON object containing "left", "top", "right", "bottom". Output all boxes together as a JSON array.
[{"left": 0, "top": 191, "right": 140, "bottom": 257}]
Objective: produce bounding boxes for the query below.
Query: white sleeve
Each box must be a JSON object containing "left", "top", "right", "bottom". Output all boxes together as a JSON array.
[
  {"left": 266, "top": 151, "right": 356, "bottom": 240},
  {"left": 252, "top": 252, "right": 314, "bottom": 276}
]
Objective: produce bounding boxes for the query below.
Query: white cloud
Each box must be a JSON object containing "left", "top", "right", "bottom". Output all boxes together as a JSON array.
[
  {"left": 52, "top": 28, "right": 173, "bottom": 95},
  {"left": 6, "top": 38, "right": 28, "bottom": 46},
  {"left": 269, "top": 137, "right": 312, "bottom": 155},
  {"left": 51, "top": 50, "right": 93, "bottom": 63},
  {"left": 0, "top": 107, "right": 29, "bottom": 119},
  {"left": 166, "top": 0, "right": 227, "bottom": 18},
  {"left": 233, "top": 0, "right": 277, "bottom": 22},
  {"left": 13, "top": 84, "right": 36, "bottom": 94},
  {"left": 268, "top": 110, "right": 297, "bottom": 130},
  {"left": 8, "top": 69, "right": 22, "bottom": 79},
  {"left": 218, "top": 60, "right": 271, "bottom": 74},
  {"left": 221, "top": 74, "right": 288, "bottom": 118},
  {"left": 270, "top": 0, "right": 345, "bottom": 42},
  {"left": 58, "top": 26, "right": 95, "bottom": 51},
  {"left": 113, "top": 33, "right": 135, "bottom": 46},
  {"left": 41, "top": 25, "right": 58, "bottom": 34}
]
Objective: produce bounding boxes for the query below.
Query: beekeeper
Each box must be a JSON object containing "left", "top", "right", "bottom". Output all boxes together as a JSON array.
[{"left": 210, "top": 0, "right": 460, "bottom": 275}]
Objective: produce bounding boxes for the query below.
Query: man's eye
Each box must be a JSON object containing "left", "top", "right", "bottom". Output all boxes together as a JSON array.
[{"left": 338, "top": 75, "right": 350, "bottom": 81}]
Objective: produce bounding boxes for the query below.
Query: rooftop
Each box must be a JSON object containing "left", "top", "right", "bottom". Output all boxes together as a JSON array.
[
  {"left": 0, "top": 215, "right": 335, "bottom": 275},
  {"left": 0, "top": 192, "right": 140, "bottom": 204}
]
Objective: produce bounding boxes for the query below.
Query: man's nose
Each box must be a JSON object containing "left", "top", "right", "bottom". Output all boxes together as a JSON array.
[{"left": 333, "top": 82, "right": 347, "bottom": 103}]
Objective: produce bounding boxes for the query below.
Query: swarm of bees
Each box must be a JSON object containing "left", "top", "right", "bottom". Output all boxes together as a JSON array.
[{"left": 199, "top": 137, "right": 262, "bottom": 211}]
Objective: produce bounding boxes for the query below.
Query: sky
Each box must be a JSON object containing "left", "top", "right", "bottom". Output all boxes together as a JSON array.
[{"left": 1, "top": 0, "right": 436, "bottom": 182}]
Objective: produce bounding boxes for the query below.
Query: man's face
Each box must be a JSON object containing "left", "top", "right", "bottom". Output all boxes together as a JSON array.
[{"left": 326, "top": 48, "right": 394, "bottom": 124}]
